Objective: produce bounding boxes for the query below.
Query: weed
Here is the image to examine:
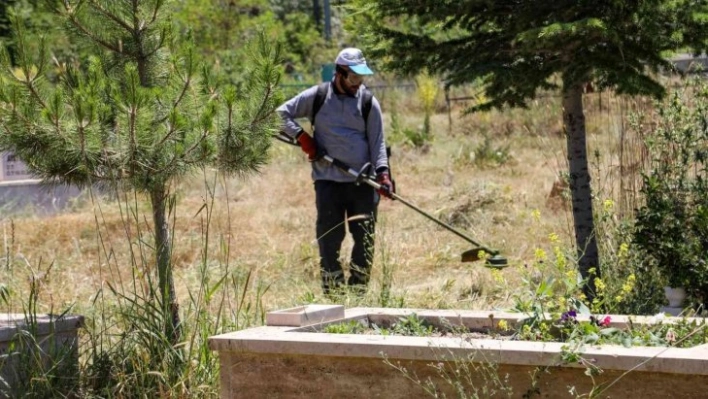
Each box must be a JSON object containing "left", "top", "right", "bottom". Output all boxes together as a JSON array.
[
  {"left": 383, "top": 350, "right": 514, "bottom": 399},
  {"left": 389, "top": 313, "right": 436, "bottom": 336},
  {"left": 323, "top": 320, "right": 366, "bottom": 334},
  {"left": 453, "top": 134, "right": 512, "bottom": 169}
]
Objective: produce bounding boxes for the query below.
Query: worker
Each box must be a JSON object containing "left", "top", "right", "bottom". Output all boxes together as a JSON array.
[{"left": 277, "top": 47, "right": 393, "bottom": 295}]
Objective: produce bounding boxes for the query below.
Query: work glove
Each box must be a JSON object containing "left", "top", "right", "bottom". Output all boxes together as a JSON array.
[
  {"left": 296, "top": 131, "right": 319, "bottom": 161},
  {"left": 376, "top": 171, "right": 394, "bottom": 199}
]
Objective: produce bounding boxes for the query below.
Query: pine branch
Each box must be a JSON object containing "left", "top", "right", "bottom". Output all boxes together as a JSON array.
[
  {"left": 155, "top": 73, "right": 192, "bottom": 147},
  {"left": 149, "top": 0, "right": 163, "bottom": 25},
  {"left": 88, "top": 1, "right": 134, "bottom": 35},
  {"left": 151, "top": 130, "right": 210, "bottom": 177},
  {"left": 250, "top": 83, "right": 275, "bottom": 127},
  {"left": 68, "top": 14, "right": 122, "bottom": 53},
  {"left": 142, "top": 27, "right": 168, "bottom": 59},
  {"left": 155, "top": 112, "right": 179, "bottom": 148},
  {"left": 23, "top": 80, "right": 48, "bottom": 110}
]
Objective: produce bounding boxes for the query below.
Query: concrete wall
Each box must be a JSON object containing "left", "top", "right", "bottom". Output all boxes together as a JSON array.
[
  {"left": 211, "top": 306, "right": 708, "bottom": 399},
  {"left": 0, "top": 314, "right": 84, "bottom": 398},
  {"left": 218, "top": 352, "right": 708, "bottom": 399},
  {"left": 0, "top": 179, "right": 87, "bottom": 214},
  {"left": 671, "top": 54, "right": 708, "bottom": 74},
  {"left": 0, "top": 152, "right": 89, "bottom": 214}
]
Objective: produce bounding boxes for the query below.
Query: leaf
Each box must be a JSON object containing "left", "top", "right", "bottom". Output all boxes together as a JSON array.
[
  {"left": 584, "top": 333, "right": 599, "bottom": 344},
  {"left": 599, "top": 327, "right": 620, "bottom": 336},
  {"left": 206, "top": 274, "right": 227, "bottom": 303}
]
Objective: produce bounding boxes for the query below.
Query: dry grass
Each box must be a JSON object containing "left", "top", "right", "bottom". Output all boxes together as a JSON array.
[{"left": 0, "top": 89, "right": 651, "bottom": 318}]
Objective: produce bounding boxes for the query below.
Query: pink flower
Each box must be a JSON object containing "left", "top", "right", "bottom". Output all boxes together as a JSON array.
[{"left": 599, "top": 316, "right": 611, "bottom": 327}]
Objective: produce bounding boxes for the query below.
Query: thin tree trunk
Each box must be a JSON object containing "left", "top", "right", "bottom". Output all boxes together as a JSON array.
[
  {"left": 151, "top": 185, "right": 181, "bottom": 344},
  {"left": 313, "top": 0, "right": 321, "bottom": 31},
  {"left": 133, "top": 16, "right": 181, "bottom": 343},
  {"left": 323, "top": 0, "right": 331, "bottom": 41},
  {"left": 562, "top": 84, "right": 600, "bottom": 301}
]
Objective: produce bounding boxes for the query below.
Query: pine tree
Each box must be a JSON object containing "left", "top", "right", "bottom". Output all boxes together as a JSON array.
[
  {"left": 353, "top": 0, "right": 708, "bottom": 300},
  {"left": 0, "top": 0, "right": 282, "bottom": 343}
]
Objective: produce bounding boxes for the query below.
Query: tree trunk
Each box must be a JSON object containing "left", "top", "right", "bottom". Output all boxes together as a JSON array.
[
  {"left": 323, "top": 0, "right": 331, "bottom": 41},
  {"left": 562, "top": 84, "right": 600, "bottom": 302},
  {"left": 313, "top": 0, "right": 321, "bottom": 31},
  {"left": 150, "top": 185, "right": 181, "bottom": 344}
]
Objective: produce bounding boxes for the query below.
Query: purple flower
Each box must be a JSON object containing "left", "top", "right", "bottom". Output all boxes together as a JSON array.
[{"left": 560, "top": 310, "right": 577, "bottom": 322}]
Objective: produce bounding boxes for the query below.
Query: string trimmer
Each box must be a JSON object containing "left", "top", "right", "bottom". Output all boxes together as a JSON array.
[{"left": 274, "top": 132, "right": 509, "bottom": 269}]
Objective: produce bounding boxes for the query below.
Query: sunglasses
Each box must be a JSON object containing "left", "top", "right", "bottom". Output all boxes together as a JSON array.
[
  {"left": 345, "top": 71, "right": 364, "bottom": 86},
  {"left": 337, "top": 66, "right": 365, "bottom": 86}
]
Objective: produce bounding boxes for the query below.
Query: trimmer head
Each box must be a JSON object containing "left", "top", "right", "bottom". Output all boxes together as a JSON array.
[
  {"left": 484, "top": 254, "right": 509, "bottom": 269},
  {"left": 461, "top": 248, "right": 509, "bottom": 269}
]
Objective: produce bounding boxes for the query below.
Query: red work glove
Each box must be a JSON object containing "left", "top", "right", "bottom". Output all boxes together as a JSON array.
[
  {"left": 376, "top": 172, "right": 394, "bottom": 199},
  {"left": 297, "top": 131, "right": 318, "bottom": 161}
]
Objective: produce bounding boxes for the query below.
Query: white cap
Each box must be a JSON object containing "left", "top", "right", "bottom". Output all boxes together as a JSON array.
[{"left": 335, "top": 48, "right": 374, "bottom": 75}]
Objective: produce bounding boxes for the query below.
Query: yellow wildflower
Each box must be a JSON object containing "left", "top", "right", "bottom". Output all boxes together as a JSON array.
[
  {"left": 557, "top": 297, "right": 566, "bottom": 310},
  {"left": 618, "top": 242, "right": 629, "bottom": 260},
  {"left": 622, "top": 276, "right": 635, "bottom": 295},
  {"left": 554, "top": 246, "right": 566, "bottom": 269},
  {"left": 565, "top": 270, "right": 577, "bottom": 281},
  {"left": 492, "top": 269, "right": 505, "bottom": 285},
  {"left": 532, "top": 209, "right": 541, "bottom": 222},
  {"left": 535, "top": 248, "right": 547, "bottom": 262}
]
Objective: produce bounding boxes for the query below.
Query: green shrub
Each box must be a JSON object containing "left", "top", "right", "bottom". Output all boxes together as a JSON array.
[{"left": 633, "top": 81, "right": 708, "bottom": 307}]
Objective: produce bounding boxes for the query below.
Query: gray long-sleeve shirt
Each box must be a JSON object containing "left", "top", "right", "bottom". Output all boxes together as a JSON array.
[{"left": 277, "top": 82, "right": 388, "bottom": 183}]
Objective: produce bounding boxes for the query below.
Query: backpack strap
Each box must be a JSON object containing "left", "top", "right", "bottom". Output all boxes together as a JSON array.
[
  {"left": 362, "top": 88, "right": 373, "bottom": 124},
  {"left": 310, "top": 82, "right": 329, "bottom": 127}
]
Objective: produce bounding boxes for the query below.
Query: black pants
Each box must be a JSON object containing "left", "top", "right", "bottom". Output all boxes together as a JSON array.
[{"left": 315, "top": 180, "right": 378, "bottom": 294}]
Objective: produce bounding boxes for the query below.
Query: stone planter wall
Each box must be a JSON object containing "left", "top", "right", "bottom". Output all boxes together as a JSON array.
[
  {"left": 0, "top": 313, "right": 84, "bottom": 397},
  {"left": 209, "top": 305, "right": 708, "bottom": 399}
]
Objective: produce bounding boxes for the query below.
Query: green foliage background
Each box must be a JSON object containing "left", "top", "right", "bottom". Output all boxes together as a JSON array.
[
  {"left": 169, "top": 0, "right": 338, "bottom": 81},
  {"left": 0, "top": 0, "right": 344, "bottom": 84}
]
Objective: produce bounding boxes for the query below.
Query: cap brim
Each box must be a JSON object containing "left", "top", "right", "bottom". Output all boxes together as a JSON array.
[{"left": 349, "top": 65, "right": 374, "bottom": 75}]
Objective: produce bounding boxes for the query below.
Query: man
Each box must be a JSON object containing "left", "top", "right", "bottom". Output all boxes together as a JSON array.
[{"left": 277, "top": 47, "right": 393, "bottom": 295}]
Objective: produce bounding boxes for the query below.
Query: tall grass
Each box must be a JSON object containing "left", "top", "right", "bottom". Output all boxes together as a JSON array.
[
  {"left": 0, "top": 167, "right": 279, "bottom": 397},
  {"left": 77, "top": 170, "right": 284, "bottom": 397},
  {"left": 0, "top": 277, "right": 80, "bottom": 398}
]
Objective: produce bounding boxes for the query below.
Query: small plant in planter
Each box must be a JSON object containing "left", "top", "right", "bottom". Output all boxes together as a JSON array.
[{"left": 632, "top": 83, "right": 708, "bottom": 309}]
